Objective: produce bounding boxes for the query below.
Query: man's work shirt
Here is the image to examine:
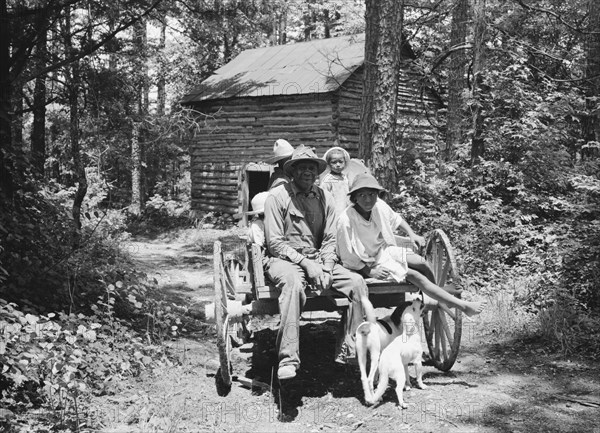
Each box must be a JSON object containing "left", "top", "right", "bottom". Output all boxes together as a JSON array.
[{"left": 264, "top": 181, "right": 337, "bottom": 270}]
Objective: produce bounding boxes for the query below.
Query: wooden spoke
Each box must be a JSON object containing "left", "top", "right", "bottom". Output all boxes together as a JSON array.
[
  {"left": 432, "top": 242, "right": 439, "bottom": 281},
  {"left": 439, "top": 260, "right": 450, "bottom": 287},
  {"left": 439, "top": 314, "right": 448, "bottom": 361},
  {"left": 434, "top": 310, "right": 442, "bottom": 360},
  {"left": 436, "top": 242, "right": 444, "bottom": 284},
  {"left": 439, "top": 302, "right": 457, "bottom": 321},
  {"left": 438, "top": 309, "right": 454, "bottom": 346}
]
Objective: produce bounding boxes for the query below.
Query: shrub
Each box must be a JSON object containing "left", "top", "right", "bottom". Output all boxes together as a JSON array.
[
  {"left": 125, "top": 194, "right": 193, "bottom": 236},
  {"left": 0, "top": 287, "right": 172, "bottom": 430}
]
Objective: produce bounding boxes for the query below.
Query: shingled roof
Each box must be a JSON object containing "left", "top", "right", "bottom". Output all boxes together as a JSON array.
[{"left": 181, "top": 34, "right": 369, "bottom": 103}]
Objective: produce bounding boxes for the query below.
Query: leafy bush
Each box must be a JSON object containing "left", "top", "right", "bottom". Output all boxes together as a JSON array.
[
  {"left": 0, "top": 183, "right": 146, "bottom": 314},
  {"left": 0, "top": 288, "right": 172, "bottom": 430},
  {"left": 391, "top": 118, "right": 600, "bottom": 357},
  {"left": 0, "top": 188, "right": 75, "bottom": 308},
  {"left": 125, "top": 194, "right": 193, "bottom": 236}
]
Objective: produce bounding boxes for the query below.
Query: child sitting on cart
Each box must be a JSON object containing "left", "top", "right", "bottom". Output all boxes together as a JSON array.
[
  {"left": 246, "top": 191, "right": 269, "bottom": 248},
  {"left": 336, "top": 173, "right": 486, "bottom": 317}
]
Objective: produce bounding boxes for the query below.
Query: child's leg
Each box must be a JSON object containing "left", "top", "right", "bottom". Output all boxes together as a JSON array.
[
  {"left": 405, "top": 269, "right": 485, "bottom": 317},
  {"left": 406, "top": 253, "right": 461, "bottom": 295},
  {"left": 406, "top": 252, "right": 435, "bottom": 282}
]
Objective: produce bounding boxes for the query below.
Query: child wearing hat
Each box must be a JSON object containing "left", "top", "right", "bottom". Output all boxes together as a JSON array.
[
  {"left": 337, "top": 173, "right": 486, "bottom": 317},
  {"left": 246, "top": 191, "right": 269, "bottom": 248}
]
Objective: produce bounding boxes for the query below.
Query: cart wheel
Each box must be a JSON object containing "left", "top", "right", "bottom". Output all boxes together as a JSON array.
[
  {"left": 422, "top": 229, "right": 463, "bottom": 372},
  {"left": 214, "top": 241, "right": 232, "bottom": 395}
]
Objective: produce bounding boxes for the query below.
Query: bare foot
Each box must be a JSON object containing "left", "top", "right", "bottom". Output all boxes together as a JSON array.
[
  {"left": 443, "top": 283, "right": 463, "bottom": 296},
  {"left": 462, "top": 300, "right": 486, "bottom": 317}
]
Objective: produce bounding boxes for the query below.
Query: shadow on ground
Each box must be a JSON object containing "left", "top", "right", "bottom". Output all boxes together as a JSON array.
[{"left": 236, "top": 320, "right": 366, "bottom": 421}]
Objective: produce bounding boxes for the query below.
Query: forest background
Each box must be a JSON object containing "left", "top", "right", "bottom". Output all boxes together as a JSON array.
[{"left": 0, "top": 0, "right": 599, "bottom": 430}]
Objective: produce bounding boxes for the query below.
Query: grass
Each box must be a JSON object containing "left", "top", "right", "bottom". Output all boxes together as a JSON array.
[{"left": 469, "top": 273, "right": 600, "bottom": 360}]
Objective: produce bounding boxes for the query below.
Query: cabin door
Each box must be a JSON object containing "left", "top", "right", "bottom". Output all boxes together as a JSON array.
[{"left": 238, "top": 162, "right": 272, "bottom": 226}]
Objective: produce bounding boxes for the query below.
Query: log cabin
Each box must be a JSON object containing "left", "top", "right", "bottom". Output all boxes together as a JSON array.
[{"left": 180, "top": 33, "right": 441, "bottom": 222}]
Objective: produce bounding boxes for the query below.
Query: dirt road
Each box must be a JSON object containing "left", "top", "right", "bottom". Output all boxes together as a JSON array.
[{"left": 98, "top": 229, "right": 600, "bottom": 433}]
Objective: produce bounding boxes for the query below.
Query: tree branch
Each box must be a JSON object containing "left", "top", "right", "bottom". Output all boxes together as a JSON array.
[
  {"left": 429, "top": 43, "right": 473, "bottom": 74},
  {"left": 21, "top": 0, "right": 164, "bottom": 82},
  {"left": 512, "top": 0, "right": 598, "bottom": 35}
]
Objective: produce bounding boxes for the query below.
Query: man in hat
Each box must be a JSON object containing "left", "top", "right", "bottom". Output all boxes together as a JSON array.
[
  {"left": 266, "top": 139, "right": 294, "bottom": 190},
  {"left": 263, "top": 145, "right": 376, "bottom": 380}
]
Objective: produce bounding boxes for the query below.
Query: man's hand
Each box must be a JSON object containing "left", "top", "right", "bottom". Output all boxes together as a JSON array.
[{"left": 300, "top": 258, "right": 333, "bottom": 290}]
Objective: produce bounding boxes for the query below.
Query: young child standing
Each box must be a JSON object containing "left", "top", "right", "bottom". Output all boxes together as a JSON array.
[{"left": 321, "top": 146, "right": 351, "bottom": 217}]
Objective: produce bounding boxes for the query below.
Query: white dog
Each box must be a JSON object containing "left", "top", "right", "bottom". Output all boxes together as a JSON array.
[
  {"left": 365, "top": 298, "right": 427, "bottom": 409},
  {"left": 355, "top": 301, "right": 413, "bottom": 402}
]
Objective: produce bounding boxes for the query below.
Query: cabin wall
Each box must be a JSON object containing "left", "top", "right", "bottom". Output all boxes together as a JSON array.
[
  {"left": 336, "top": 64, "right": 442, "bottom": 164},
  {"left": 187, "top": 94, "right": 337, "bottom": 214},
  {"left": 336, "top": 71, "right": 362, "bottom": 156},
  {"left": 191, "top": 162, "right": 242, "bottom": 213},
  {"left": 396, "top": 62, "right": 442, "bottom": 166}
]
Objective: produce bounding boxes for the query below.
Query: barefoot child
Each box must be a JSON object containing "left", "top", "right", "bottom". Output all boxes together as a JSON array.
[
  {"left": 337, "top": 173, "right": 486, "bottom": 317},
  {"left": 321, "top": 146, "right": 351, "bottom": 217}
]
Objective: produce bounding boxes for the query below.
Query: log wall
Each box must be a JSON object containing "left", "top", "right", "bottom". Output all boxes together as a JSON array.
[
  {"left": 336, "top": 63, "right": 442, "bottom": 163},
  {"left": 395, "top": 62, "right": 442, "bottom": 166},
  {"left": 336, "top": 70, "right": 362, "bottom": 156}
]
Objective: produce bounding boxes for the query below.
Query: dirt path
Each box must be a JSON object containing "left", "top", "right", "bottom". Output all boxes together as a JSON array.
[{"left": 98, "top": 230, "right": 600, "bottom": 433}]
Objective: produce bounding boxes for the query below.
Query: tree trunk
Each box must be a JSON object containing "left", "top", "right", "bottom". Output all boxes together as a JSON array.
[
  {"left": 0, "top": 0, "right": 13, "bottom": 199},
  {"left": 11, "top": 76, "right": 23, "bottom": 153},
  {"left": 130, "top": 122, "right": 143, "bottom": 215},
  {"left": 583, "top": 0, "right": 600, "bottom": 157},
  {"left": 70, "top": 72, "right": 87, "bottom": 236},
  {"left": 359, "top": 0, "right": 380, "bottom": 164},
  {"left": 131, "top": 17, "right": 147, "bottom": 214},
  {"left": 134, "top": 18, "right": 149, "bottom": 115},
  {"left": 156, "top": 21, "right": 166, "bottom": 117},
  {"left": 31, "top": 22, "right": 48, "bottom": 175},
  {"left": 279, "top": 8, "right": 287, "bottom": 45},
  {"left": 108, "top": 10, "right": 118, "bottom": 71},
  {"left": 65, "top": 9, "right": 87, "bottom": 246},
  {"left": 470, "top": 0, "right": 486, "bottom": 165},
  {"left": 323, "top": 9, "right": 331, "bottom": 38},
  {"left": 362, "top": 0, "right": 404, "bottom": 192},
  {"left": 444, "top": 0, "right": 469, "bottom": 162}
]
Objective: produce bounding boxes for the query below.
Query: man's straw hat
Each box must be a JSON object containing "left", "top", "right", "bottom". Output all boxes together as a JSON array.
[{"left": 283, "top": 144, "right": 328, "bottom": 177}]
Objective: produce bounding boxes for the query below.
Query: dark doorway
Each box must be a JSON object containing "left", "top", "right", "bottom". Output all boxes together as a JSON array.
[{"left": 247, "top": 171, "right": 270, "bottom": 212}]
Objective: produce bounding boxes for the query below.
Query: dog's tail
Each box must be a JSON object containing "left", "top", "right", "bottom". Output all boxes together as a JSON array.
[
  {"left": 365, "top": 368, "right": 388, "bottom": 406},
  {"left": 356, "top": 321, "right": 373, "bottom": 337}
]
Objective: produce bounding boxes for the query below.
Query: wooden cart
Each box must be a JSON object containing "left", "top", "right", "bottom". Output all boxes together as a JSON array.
[{"left": 207, "top": 229, "right": 463, "bottom": 394}]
